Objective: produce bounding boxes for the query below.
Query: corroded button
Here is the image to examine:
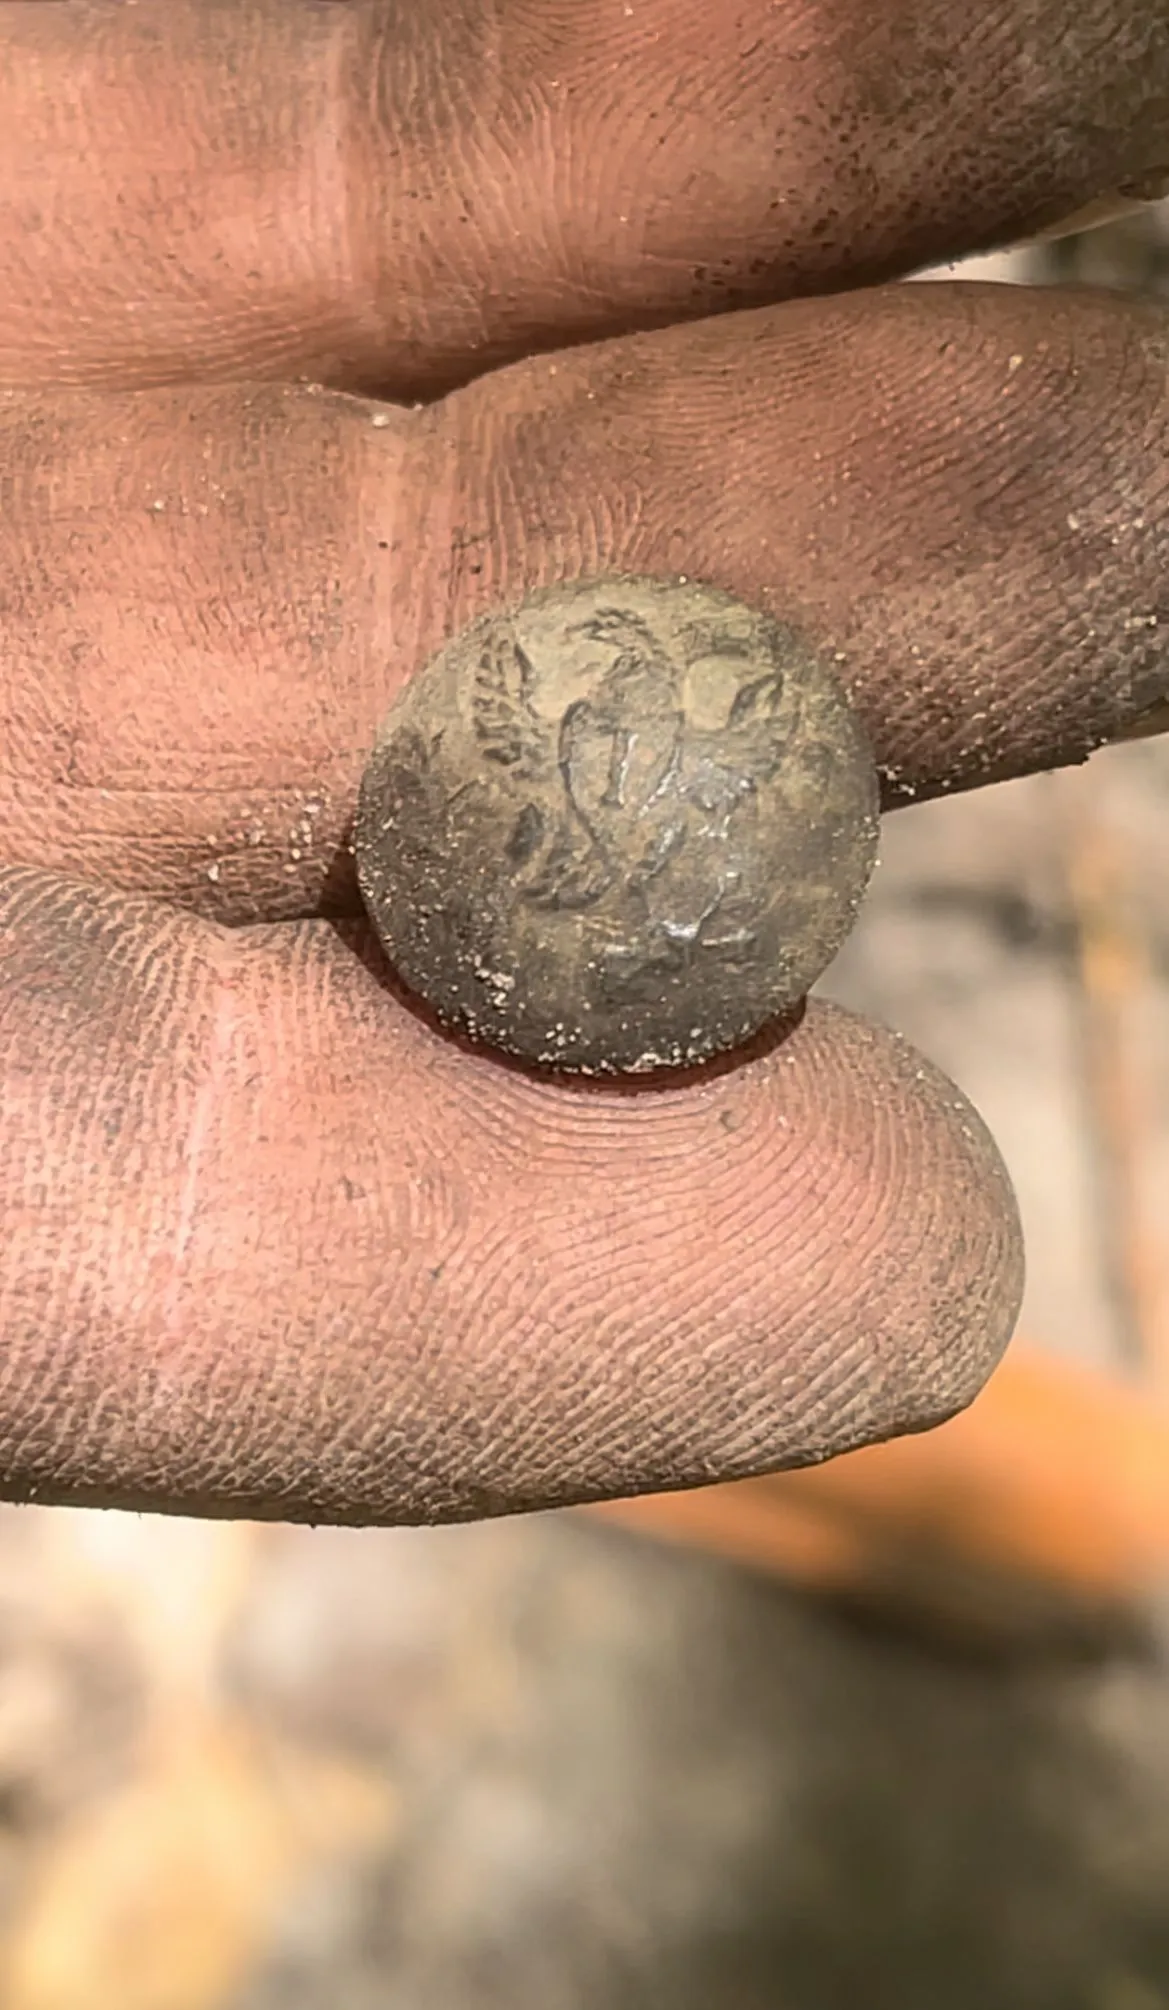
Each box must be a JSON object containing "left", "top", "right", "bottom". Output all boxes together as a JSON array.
[{"left": 355, "top": 576, "right": 878, "bottom": 1073}]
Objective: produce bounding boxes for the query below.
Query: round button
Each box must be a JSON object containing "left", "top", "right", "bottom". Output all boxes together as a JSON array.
[{"left": 355, "top": 576, "right": 879, "bottom": 1074}]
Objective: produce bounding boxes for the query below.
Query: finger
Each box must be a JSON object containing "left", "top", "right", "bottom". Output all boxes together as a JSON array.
[
  {"left": 3, "top": 284, "right": 1166, "bottom": 915},
  {"left": 0, "top": 867, "right": 1021, "bottom": 1522},
  {"left": 3, "top": 0, "right": 1167, "bottom": 392}
]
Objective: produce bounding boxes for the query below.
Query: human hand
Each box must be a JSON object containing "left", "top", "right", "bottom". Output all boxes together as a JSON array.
[{"left": 1, "top": 0, "right": 1165, "bottom": 1523}]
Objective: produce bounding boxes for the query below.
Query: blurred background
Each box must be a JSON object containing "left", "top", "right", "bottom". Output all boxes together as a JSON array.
[{"left": 3, "top": 207, "right": 1169, "bottom": 2010}]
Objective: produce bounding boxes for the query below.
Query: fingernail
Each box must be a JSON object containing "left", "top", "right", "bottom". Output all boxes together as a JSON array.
[
  {"left": 1113, "top": 697, "right": 1169, "bottom": 745},
  {"left": 1028, "top": 171, "right": 1169, "bottom": 245}
]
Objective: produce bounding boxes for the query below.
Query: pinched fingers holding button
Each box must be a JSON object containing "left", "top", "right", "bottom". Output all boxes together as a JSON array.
[{"left": 0, "top": 0, "right": 1166, "bottom": 1521}]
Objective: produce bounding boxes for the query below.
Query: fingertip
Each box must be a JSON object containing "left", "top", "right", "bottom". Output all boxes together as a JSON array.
[{"left": 300, "top": 935, "right": 1025, "bottom": 1503}]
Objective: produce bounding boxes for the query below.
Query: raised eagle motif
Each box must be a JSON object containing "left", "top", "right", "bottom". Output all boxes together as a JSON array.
[{"left": 471, "top": 610, "right": 789, "bottom": 927}]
